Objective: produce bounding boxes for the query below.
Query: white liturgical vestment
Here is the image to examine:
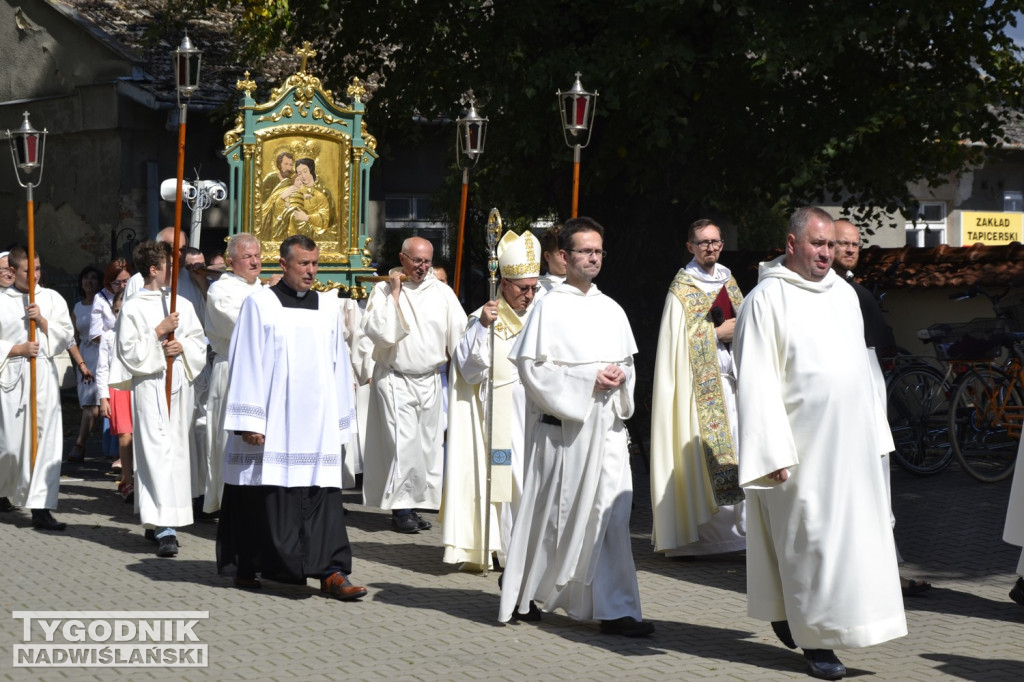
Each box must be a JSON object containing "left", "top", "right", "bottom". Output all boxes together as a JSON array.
[
  {"left": 650, "top": 259, "right": 746, "bottom": 556},
  {"left": 734, "top": 256, "right": 906, "bottom": 649},
  {"left": 222, "top": 288, "right": 356, "bottom": 489},
  {"left": 361, "top": 271, "right": 467, "bottom": 510},
  {"left": 202, "top": 273, "right": 262, "bottom": 512},
  {"left": 499, "top": 283, "right": 643, "bottom": 623},
  {"left": 111, "top": 289, "right": 206, "bottom": 528},
  {"left": 0, "top": 286, "right": 74, "bottom": 509}
]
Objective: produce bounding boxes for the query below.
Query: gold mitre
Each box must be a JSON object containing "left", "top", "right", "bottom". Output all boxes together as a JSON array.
[{"left": 497, "top": 230, "right": 541, "bottom": 279}]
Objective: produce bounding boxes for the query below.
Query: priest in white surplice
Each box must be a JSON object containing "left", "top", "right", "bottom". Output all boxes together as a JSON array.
[
  {"left": 499, "top": 218, "right": 654, "bottom": 637},
  {"left": 0, "top": 248, "right": 75, "bottom": 530},
  {"left": 1003, "top": 439, "right": 1024, "bottom": 606},
  {"left": 111, "top": 241, "right": 207, "bottom": 558},
  {"left": 216, "top": 235, "right": 367, "bottom": 601},
  {"left": 734, "top": 207, "right": 906, "bottom": 680},
  {"left": 651, "top": 219, "right": 746, "bottom": 556},
  {"left": 361, "top": 236, "right": 468, "bottom": 533},
  {"left": 201, "top": 233, "right": 263, "bottom": 513},
  {"left": 442, "top": 230, "right": 541, "bottom": 570}
]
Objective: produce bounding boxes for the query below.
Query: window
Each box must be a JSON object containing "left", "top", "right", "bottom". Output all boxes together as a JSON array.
[
  {"left": 906, "top": 202, "right": 946, "bottom": 247},
  {"left": 1004, "top": 191, "right": 1023, "bottom": 213},
  {"left": 384, "top": 195, "right": 443, "bottom": 230}
]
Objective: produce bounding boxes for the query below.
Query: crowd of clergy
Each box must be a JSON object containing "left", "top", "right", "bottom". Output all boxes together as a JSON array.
[{"left": 3, "top": 206, "right": 1024, "bottom": 680}]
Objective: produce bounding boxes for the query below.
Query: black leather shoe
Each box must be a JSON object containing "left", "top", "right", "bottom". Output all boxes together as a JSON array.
[
  {"left": 144, "top": 528, "right": 157, "bottom": 544},
  {"left": 392, "top": 514, "right": 419, "bottom": 534},
  {"left": 772, "top": 620, "right": 797, "bottom": 649},
  {"left": 156, "top": 535, "right": 179, "bottom": 557},
  {"left": 411, "top": 511, "right": 432, "bottom": 530},
  {"left": 0, "top": 497, "right": 14, "bottom": 512},
  {"left": 31, "top": 509, "right": 66, "bottom": 531},
  {"left": 599, "top": 616, "right": 655, "bottom": 637},
  {"left": 510, "top": 601, "right": 542, "bottom": 622},
  {"left": 1010, "top": 577, "right": 1024, "bottom": 606},
  {"left": 803, "top": 649, "right": 846, "bottom": 680}
]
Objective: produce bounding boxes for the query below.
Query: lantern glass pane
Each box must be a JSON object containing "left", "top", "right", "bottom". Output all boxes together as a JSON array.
[
  {"left": 574, "top": 95, "right": 589, "bottom": 127},
  {"left": 16, "top": 134, "right": 39, "bottom": 166}
]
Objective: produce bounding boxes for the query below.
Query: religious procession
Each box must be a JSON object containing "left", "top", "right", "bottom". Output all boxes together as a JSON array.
[{"left": 4, "top": 10, "right": 1024, "bottom": 680}]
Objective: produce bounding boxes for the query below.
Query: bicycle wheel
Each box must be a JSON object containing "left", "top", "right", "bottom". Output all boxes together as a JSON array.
[
  {"left": 948, "top": 366, "right": 1022, "bottom": 482},
  {"left": 886, "top": 366, "right": 954, "bottom": 475}
]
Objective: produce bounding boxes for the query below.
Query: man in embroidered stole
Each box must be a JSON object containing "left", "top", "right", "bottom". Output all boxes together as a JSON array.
[
  {"left": 442, "top": 230, "right": 541, "bottom": 571},
  {"left": 201, "top": 233, "right": 263, "bottom": 513},
  {"left": 217, "top": 235, "right": 366, "bottom": 600},
  {"left": 111, "top": 241, "right": 207, "bottom": 557},
  {"left": 499, "top": 217, "right": 654, "bottom": 637},
  {"left": 650, "top": 220, "right": 745, "bottom": 557},
  {"left": 361, "top": 236, "right": 467, "bottom": 533},
  {"left": 734, "top": 207, "right": 905, "bottom": 680},
  {"left": 0, "top": 247, "right": 75, "bottom": 530}
]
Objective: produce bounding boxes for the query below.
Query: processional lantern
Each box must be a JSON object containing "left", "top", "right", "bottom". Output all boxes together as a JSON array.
[
  {"left": 557, "top": 73, "right": 598, "bottom": 218},
  {"left": 453, "top": 95, "right": 489, "bottom": 299},
  {"left": 6, "top": 110, "right": 47, "bottom": 471}
]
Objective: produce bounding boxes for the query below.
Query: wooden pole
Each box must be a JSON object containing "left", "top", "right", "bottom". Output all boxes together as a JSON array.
[
  {"left": 453, "top": 167, "right": 470, "bottom": 298},
  {"left": 26, "top": 184, "right": 38, "bottom": 473},
  {"left": 571, "top": 145, "right": 581, "bottom": 218},
  {"left": 166, "top": 103, "right": 187, "bottom": 413}
]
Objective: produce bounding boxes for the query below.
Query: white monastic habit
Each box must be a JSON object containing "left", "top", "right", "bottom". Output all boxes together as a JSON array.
[
  {"left": 499, "top": 283, "right": 642, "bottom": 623},
  {"left": 361, "top": 270, "right": 467, "bottom": 510},
  {"left": 650, "top": 259, "right": 746, "bottom": 556},
  {"left": 1003, "top": 439, "right": 1024, "bottom": 577},
  {"left": 123, "top": 271, "right": 144, "bottom": 301},
  {"left": 734, "top": 255, "right": 906, "bottom": 649},
  {"left": 177, "top": 268, "right": 210, "bottom": 500},
  {"left": 202, "top": 272, "right": 262, "bottom": 512},
  {"left": 222, "top": 286, "right": 356, "bottom": 489},
  {"left": 442, "top": 230, "right": 541, "bottom": 569},
  {"left": 0, "top": 285, "right": 74, "bottom": 509},
  {"left": 339, "top": 297, "right": 372, "bottom": 489},
  {"left": 533, "top": 273, "right": 564, "bottom": 304},
  {"left": 110, "top": 289, "right": 206, "bottom": 528}
]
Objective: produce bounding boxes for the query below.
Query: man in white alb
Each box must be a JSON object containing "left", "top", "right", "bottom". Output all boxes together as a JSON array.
[
  {"left": 361, "top": 237, "right": 467, "bottom": 533},
  {"left": 734, "top": 207, "right": 906, "bottom": 680},
  {"left": 499, "top": 217, "right": 654, "bottom": 637},
  {"left": 0, "top": 247, "right": 75, "bottom": 530}
]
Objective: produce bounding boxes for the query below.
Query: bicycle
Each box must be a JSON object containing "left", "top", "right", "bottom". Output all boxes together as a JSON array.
[{"left": 945, "top": 318, "right": 1024, "bottom": 482}]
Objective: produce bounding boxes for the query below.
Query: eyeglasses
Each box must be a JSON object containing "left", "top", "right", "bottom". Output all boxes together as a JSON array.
[
  {"left": 567, "top": 249, "right": 607, "bottom": 259},
  {"left": 504, "top": 280, "right": 541, "bottom": 294},
  {"left": 401, "top": 253, "right": 433, "bottom": 267},
  {"left": 835, "top": 240, "right": 860, "bottom": 249},
  {"left": 691, "top": 239, "right": 724, "bottom": 250},
  {"left": 111, "top": 278, "right": 129, "bottom": 287}
]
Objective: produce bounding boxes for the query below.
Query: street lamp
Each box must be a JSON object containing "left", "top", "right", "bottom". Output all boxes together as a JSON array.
[
  {"left": 167, "top": 33, "right": 202, "bottom": 409},
  {"left": 453, "top": 95, "right": 488, "bottom": 299},
  {"left": 6, "top": 111, "right": 47, "bottom": 470},
  {"left": 557, "top": 73, "right": 598, "bottom": 218}
]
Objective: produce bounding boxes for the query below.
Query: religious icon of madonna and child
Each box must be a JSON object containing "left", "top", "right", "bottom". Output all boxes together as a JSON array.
[{"left": 259, "top": 139, "right": 342, "bottom": 242}]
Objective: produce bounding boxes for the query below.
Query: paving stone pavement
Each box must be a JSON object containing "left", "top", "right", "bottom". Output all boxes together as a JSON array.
[{"left": 3, "top": 405, "right": 1024, "bottom": 680}]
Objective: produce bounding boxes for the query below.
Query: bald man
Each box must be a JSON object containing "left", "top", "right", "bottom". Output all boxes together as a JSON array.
[{"left": 361, "top": 237, "right": 468, "bottom": 532}]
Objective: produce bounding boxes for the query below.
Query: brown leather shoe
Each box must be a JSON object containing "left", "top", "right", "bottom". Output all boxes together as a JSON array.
[{"left": 320, "top": 572, "right": 367, "bottom": 601}]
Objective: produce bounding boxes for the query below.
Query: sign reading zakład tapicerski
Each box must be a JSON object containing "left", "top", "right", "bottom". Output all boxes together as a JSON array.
[{"left": 960, "top": 211, "right": 1024, "bottom": 245}]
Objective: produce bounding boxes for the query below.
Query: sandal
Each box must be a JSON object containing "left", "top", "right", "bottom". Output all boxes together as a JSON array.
[
  {"left": 67, "top": 444, "right": 85, "bottom": 464},
  {"left": 118, "top": 480, "right": 134, "bottom": 504}
]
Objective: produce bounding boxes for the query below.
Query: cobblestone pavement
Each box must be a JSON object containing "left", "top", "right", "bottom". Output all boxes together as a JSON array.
[{"left": 2, "top": 404, "right": 1024, "bottom": 680}]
